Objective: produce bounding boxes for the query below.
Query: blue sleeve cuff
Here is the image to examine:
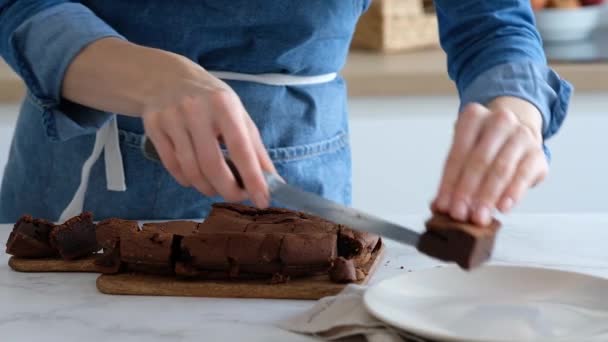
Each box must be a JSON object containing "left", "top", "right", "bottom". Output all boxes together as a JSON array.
[
  {"left": 9, "top": 3, "right": 124, "bottom": 141},
  {"left": 31, "top": 96, "right": 115, "bottom": 141},
  {"left": 459, "top": 62, "right": 573, "bottom": 161}
]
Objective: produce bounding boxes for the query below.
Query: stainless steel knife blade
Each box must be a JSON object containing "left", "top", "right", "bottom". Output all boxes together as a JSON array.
[
  {"left": 263, "top": 172, "right": 421, "bottom": 246},
  {"left": 142, "top": 136, "right": 421, "bottom": 246}
]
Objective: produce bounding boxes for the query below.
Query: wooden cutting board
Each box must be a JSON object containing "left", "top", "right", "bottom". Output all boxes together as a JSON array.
[
  {"left": 8, "top": 255, "right": 101, "bottom": 272},
  {"left": 96, "top": 245, "right": 385, "bottom": 300}
]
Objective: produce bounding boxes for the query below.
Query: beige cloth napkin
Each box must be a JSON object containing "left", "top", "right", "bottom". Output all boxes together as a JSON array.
[{"left": 278, "top": 284, "right": 434, "bottom": 342}]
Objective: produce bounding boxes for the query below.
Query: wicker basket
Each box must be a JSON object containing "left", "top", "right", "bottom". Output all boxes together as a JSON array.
[{"left": 351, "top": 0, "right": 439, "bottom": 52}]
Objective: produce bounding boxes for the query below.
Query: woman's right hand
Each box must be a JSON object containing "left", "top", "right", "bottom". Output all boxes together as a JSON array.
[
  {"left": 141, "top": 61, "right": 276, "bottom": 208},
  {"left": 62, "top": 38, "right": 275, "bottom": 207}
]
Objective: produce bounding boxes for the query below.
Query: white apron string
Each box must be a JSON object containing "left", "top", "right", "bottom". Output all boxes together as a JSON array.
[
  {"left": 59, "top": 71, "right": 337, "bottom": 220},
  {"left": 58, "top": 116, "right": 125, "bottom": 221},
  {"left": 104, "top": 117, "right": 127, "bottom": 192},
  {"left": 208, "top": 71, "right": 337, "bottom": 86}
]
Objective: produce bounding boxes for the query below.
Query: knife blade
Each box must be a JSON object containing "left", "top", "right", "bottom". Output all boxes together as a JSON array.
[
  {"left": 264, "top": 173, "right": 421, "bottom": 246},
  {"left": 141, "top": 136, "right": 421, "bottom": 246}
]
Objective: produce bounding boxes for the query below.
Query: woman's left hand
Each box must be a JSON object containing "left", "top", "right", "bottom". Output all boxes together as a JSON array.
[{"left": 431, "top": 96, "right": 549, "bottom": 226}]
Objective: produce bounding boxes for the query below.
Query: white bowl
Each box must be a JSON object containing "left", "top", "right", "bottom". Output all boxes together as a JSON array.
[{"left": 534, "top": 5, "right": 602, "bottom": 42}]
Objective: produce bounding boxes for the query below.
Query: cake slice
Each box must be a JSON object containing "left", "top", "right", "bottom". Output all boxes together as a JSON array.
[
  {"left": 120, "top": 220, "right": 198, "bottom": 275},
  {"left": 280, "top": 233, "right": 337, "bottom": 277},
  {"left": 177, "top": 232, "right": 285, "bottom": 278},
  {"left": 330, "top": 257, "right": 357, "bottom": 283},
  {"left": 142, "top": 220, "right": 199, "bottom": 237},
  {"left": 96, "top": 218, "right": 139, "bottom": 250},
  {"left": 120, "top": 224, "right": 174, "bottom": 275},
  {"left": 50, "top": 212, "right": 99, "bottom": 260},
  {"left": 94, "top": 218, "right": 140, "bottom": 274},
  {"left": 5, "top": 215, "right": 57, "bottom": 258},
  {"left": 417, "top": 213, "right": 500, "bottom": 269},
  {"left": 338, "top": 226, "right": 381, "bottom": 265}
]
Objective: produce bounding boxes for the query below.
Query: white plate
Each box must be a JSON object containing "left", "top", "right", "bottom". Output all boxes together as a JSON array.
[{"left": 363, "top": 265, "right": 608, "bottom": 342}]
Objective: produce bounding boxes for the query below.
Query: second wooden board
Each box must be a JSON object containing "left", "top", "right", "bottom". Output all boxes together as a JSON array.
[{"left": 96, "top": 245, "right": 385, "bottom": 300}]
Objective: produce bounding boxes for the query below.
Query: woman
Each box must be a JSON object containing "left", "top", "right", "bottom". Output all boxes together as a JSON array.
[{"left": 0, "top": 1, "right": 570, "bottom": 226}]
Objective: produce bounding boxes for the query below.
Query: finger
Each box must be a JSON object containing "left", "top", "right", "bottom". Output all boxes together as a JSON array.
[
  {"left": 181, "top": 98, "right": 246, "bottom": 202},
  {"left": 143, "top": 112, "right": 189, "bottom": 187},
  {"left": 164, "top": 108, "right": 216, "bottom": 196},
  {"left": 451, "top": 109, "right": 517, "bottom": 222},
  {"left": 434, "top": 103, "right": 489, "bottom": 213},
  {"left": 498, "top": 149, "right": 548, "bottom": 212},
  {"left": 472, "top": 126, "right": 530, "bottom": 225},
  {"left": 207, "top": 90, "right": 269, "bottom": 208},
  {"left": 220, "top": 111, "right": 269, "bottom": 208},
  {"left": 246, "top": 117, "right": 276, "bottom": 174}
]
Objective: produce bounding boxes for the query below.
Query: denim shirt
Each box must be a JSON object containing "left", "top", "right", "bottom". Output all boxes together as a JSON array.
[{"left": 0, "top": 0, "right": 572, "bottom": 222}]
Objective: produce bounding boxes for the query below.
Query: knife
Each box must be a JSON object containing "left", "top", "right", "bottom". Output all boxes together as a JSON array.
[
  {"left": 141, "top": 136, "right": 497, "bottom": 270},
  {"left": 141, "top": 136, "right": 421, "bottom": 247}
]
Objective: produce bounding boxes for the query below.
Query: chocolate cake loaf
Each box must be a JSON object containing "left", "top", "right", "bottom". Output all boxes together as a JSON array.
[{"left": 5, "top": 215, "right": 57, "bottom": 258}]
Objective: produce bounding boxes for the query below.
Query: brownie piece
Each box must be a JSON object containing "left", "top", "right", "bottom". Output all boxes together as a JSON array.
[
  {"left": 96, "top": 218, "right": 139, "bottom": 249},
  {"left": 119, "top": 224, "right": 175, "bottom": 275},
  {"left": 280, "top": 233, "right": 337, "bottom": 268},
  {"left": 416, "top": 213, "right": 501, "bottom": 270},
  {"left": 281, "top": 239, "right": 338, "bottom": 277},
  {"left": 142, "top": 220, "right": 198, "bottom": 237},
  {"left": 228, "top": 233, "right": 283, "bottom": 274},
  {"left": 5, "top": 215, "right": 57, "bottom": 258},
  {"left": 94, "top": 218, "right": 140, "bottom": 274},
  {"left": 94, "top": 245, "right": 122, "bottom": 274},
  {"left": 50, "top": 212, "right": 99, "bottom": 260},
  {"left": 338, "top": 227, "right": 381, "bottom": 265},
  {"left": 330, "top": 257, "right": 357, "bottom": 283},
  {"left": 180, "top": 233, "right": 231, "bottom": 271},
  {"left": 178, "top": 232, "right": 285, "bottom": 278},
  {"left": 198, "top": 204, "right": 253, "bottom": 232}
]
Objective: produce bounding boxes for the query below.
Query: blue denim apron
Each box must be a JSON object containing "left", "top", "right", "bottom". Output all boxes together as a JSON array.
[{"left": 0, "top": 0, "right": 368, "bottom": 222}]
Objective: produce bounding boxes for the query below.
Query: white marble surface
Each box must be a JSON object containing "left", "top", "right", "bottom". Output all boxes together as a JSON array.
[{"left": 1, "top": 213, "right": 607, "bottom": 342}]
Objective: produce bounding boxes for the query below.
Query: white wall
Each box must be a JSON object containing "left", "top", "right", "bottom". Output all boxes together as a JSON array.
[{"left": 348, "top": 94, "right": 608, "bottom": 216}]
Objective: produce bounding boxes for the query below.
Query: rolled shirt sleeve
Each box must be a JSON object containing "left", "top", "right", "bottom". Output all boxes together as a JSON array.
[
  {"left": 434, "top": 0, "right": 573, "bottom": 160},
  {"left": 0, "top": 1, "right": 125, "bottom": 141},
  {"left": 459, "top": 62, "right": 571, "bottom": 160}
]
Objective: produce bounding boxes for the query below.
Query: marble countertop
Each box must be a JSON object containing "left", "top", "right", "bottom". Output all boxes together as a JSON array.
[{"left": 1, "top": 213, "right": 607, "bottom": 341}]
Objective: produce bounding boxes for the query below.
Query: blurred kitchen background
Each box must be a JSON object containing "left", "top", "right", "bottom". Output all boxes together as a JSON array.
[{"left": 0, "top": 0, "right": 607, "bottom": 218}]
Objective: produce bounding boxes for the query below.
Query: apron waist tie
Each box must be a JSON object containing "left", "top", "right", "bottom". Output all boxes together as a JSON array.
[
  {"left": 59, "top": 116, "right": 125, "bottom": 221},
  {"left": 59, "top": 71, "right": 337, "bottom": 221}
]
